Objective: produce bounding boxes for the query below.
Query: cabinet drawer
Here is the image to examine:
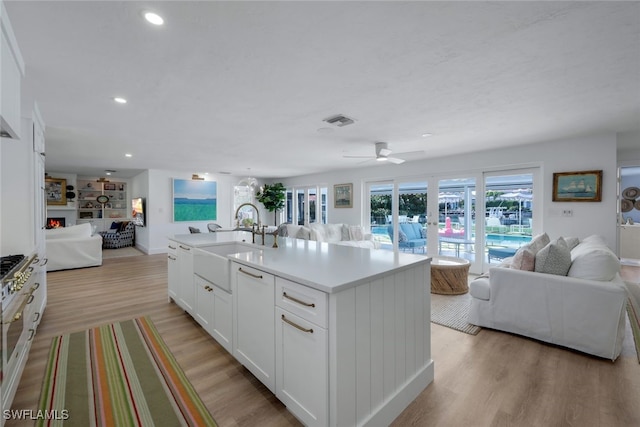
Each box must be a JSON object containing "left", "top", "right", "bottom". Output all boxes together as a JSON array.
[
  {"left": 167, "top": 241, "right": 178, "bottom": 256},
  {"left": 234, "top": 264, "right": 274, "bottom": 287},
  {"left": 276, "top": 277, "right": 327, "bottom": 328}
]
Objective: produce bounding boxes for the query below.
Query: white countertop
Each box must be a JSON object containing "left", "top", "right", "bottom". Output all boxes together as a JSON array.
[{"left": 169, "top": 233, "right": 430, "bottom": 294}]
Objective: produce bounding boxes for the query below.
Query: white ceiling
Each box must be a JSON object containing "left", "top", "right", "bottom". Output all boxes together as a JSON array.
[{"left": 5, "top": 1, "right": 640, "bottom": 179}]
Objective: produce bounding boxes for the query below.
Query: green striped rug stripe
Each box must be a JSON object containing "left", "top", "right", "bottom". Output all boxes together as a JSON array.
[{"left": 37, "top": 316, "right": 217, "bottom": 427}]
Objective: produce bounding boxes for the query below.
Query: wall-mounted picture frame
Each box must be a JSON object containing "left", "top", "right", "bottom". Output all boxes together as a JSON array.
[
  {"left": 552, "top": 170, "right": 602, "bottom": 202},
  {"left": 334, "top": 183, "right": 353, "bottom": 208},
  {"left": 172, "top": 178, "right": 217, "bottom": 221},
  {"left": 45, "top": 177, "right": 67, "bottom": 205}
]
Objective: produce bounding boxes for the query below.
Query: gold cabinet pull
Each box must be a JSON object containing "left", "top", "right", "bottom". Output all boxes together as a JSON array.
[
  {"left": 283, "top": 292, "right": 315, "bottom": 308},
  {"left": 281, "top": 314, "right": 313, "bottom": 334},
  {"left": 238, "top": 268, "right": 263, "bottom": 279},
  {"left": 168, "top": 245, "right": 177, "bottom": 250},
  {"left": 179, "top": 245, "right": 191, "bottom": 250},
  {"left": 168, "top": 255, "right": 177, "bottom": 261}
]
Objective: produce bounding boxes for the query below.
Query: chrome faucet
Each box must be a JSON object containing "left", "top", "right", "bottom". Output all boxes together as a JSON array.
[{"left": 234, "top": 203, "right": 262, "bottom": 244}]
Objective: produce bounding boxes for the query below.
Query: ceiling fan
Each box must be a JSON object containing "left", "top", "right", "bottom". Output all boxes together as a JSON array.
[{"left": 343, "top": 142, "right": 422, "bottom": 164}]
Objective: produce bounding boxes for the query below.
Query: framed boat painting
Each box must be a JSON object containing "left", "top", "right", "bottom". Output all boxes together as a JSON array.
[
  {"left": 552, "top": 170, "right": 602, "bottom": 202},
  {"left": 334, "top": 183, "right": 353, "bottom": 208},
  {"left": 45, "top": 177, "right": 67, "bottom": 206}
]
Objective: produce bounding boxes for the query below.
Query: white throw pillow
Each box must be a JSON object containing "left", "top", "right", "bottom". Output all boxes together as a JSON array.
[
  {"left": 295, "top": 226, "right": 311, "bottom": 240},
  {"left": 349, "top": 225, "right": 365, "bottom": 241},
  {"left": 534, "top": 237, "right": 572, "bottom": 276},
  {"left": 568, "top": 247, "right": 620, "bottom": 281}
]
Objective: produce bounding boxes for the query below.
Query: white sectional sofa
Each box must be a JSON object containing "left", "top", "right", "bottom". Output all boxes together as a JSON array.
[
  {"left": 45, "top": 223, "right": 103, "bottom": 271},
  {"left": 469, "top": 234, "right": 628, "bottom": 360},
  {"left": 279, "top": 223, "right": 381, "bottom": 249}
]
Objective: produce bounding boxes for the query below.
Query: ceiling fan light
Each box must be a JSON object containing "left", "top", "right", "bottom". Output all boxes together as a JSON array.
[{"left": 376, "top": 157, "right": 388, "bottom": 162}]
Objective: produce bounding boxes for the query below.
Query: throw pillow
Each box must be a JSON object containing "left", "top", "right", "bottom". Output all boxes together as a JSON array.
[
  {"left": 567, "top": 247, "right": 620, "bottom": 281},
  {"left": 564, "top": 236, "right": 580, "bottom": 250},
  {"left": 349, "top": 225, "right": 365, "bottom": 241},
  {"left": 118, "top": 221, "right": 130, "bottom": 232},
  {"left": 295, "top": 226, "right": 311, "bottom": 240},
  {"left": 398, "top": 229, "right": 408, "bottom": 242},
  {"left": 110, "top": 221, "right": 120, "bottom": 230},
  {"left": 529, "top": 232, "right": 551, "bottom": 254},
  {"left": 534, "top": 237, "right": 572, "bottom": 276},
  {"left": 420, "top": 227, "right": 426, "bottom": 238},
  {"left": 511, "top": 245, "right": 536, "bottom": 271}
]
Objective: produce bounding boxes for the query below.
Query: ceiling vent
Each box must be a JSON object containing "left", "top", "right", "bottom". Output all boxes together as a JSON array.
[{"left": 323, "top": 114, "right": 355, "bottom": 127}]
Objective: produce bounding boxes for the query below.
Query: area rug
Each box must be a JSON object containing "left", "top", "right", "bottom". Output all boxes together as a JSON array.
[
  {"left": 38, "top": 316, "right": 217, "bottom": 426},
  {"left": 101, "top": 246, "right": 144, "bottom": 259},
  {"left": 625, "top": 281, "right": 640, "bottom": 364},
  {"left": 431, "top": 292, "right": 481, "bottom": 335}
]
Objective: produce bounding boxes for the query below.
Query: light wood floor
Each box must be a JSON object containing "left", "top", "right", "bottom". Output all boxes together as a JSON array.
[{"left": 6, "top": 255, "right": 640, "bottom": 427}]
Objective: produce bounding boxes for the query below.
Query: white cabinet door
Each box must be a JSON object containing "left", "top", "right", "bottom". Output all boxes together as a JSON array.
[
  {"left": 194, "top": 275, "right": 214, "bottom": 330},
  {"left": 211, "top": 286, "right": 233, "bottom": 354},
  {"left": 177, "top": 244, "right": 194, "bottom": 314},
  {"left": 167, "top": 242, "right": 179, "bottom": 301},
  {"left": 233, "top": 263, "right": 275, "bottom": 392},
  {"left": 275, "top": 308, "right": 328, "bottom": 427}
]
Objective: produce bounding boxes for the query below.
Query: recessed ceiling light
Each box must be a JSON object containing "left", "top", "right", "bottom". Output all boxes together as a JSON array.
[
  {"left": 421, "top": 133, "right": 433, "bottom": 138},
  {"left": 125, "top": 153, "right": 132, "bottom": 158},
  {"left": 113, "top": 97, "right": 127, "bottom": 104},
  {"left": 144, "top": 12, "right": 164, "bottom": 26}
]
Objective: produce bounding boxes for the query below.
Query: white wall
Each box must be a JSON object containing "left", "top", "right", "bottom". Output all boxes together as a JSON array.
[
  {"left": 278, "top": 133, "right": 619, "bottom": 248},
  {"left": 144, "top": 170, "right": 240, "bottom": 254}
]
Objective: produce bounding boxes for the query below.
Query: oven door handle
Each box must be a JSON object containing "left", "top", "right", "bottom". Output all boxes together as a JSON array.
[{"left": 8, "top": 290, "right": 36, "bottom": 323}]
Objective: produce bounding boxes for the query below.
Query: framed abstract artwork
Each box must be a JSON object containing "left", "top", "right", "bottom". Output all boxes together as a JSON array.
[{"left": 172, "top": 178, "right": 217, "bottom": 221}]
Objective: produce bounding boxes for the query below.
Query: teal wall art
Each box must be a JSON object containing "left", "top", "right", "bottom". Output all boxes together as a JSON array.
[{"left": 172, "top": 178, "right": 217, "bottom": 221}]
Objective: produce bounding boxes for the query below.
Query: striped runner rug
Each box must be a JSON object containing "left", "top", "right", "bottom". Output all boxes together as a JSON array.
[{"left": 37, "top": 316, "right": 217, "bottom": 426}]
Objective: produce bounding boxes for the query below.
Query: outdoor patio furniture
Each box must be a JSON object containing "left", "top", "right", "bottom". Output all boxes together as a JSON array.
[
  {"left": 387, "top": 223, "right": 426, "bottom": 253},
  {"left": 487, "top": 246, "right": 517, "bottom": 262}
]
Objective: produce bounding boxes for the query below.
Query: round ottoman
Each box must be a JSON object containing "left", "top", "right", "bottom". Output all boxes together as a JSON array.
[{"left": 430, "top": 256, "right": 471, "bottom": 295}]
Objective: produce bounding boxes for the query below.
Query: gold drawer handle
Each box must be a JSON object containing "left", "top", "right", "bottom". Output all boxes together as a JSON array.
[
  {"left": 168, "top": 255, "right": 177, "bottom": 261},
  {"left": 168, "top": 245, "right": 177, "bottom": 250},
  {"left": 281, "top": 314, "right": 313, "bottom": 334},
  {"left": 283, "top": 292, "right": 315, "bottom": 308},
  {"left": 238, "top": 268, "right": 263, "bottom": 279},
  {"left": 179, "top": 245, "right": 191, "bottom": 250}
]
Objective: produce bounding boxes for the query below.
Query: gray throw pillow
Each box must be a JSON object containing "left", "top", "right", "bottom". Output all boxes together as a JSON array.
[
  {"left": 534, "top": 237, "right": 572, "bottom": 276},
  {"left": 398, "top": 229, "right": 408, "bottom": 242}
]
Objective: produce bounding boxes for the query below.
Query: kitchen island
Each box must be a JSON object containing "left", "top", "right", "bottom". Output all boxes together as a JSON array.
[{"left": 167, "top": 232, "right": 433, "bottom": 427}]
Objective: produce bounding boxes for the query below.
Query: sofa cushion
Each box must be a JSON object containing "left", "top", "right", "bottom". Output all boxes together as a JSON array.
[
  {"left": 309, "top": 223, "right": 343, "bottom": 243},
  {"left": 398, "top": 229, "right": 408, "bottom": 242},
  {"left": 511, "top": 245, "right": 536, "bottom": 271},
  {"left": 568, "top": 240, "right": 620, "bottom": 281},
  {"left": 45, "top": 223, "right": 92, "bottom": 240},
  {"left": 469, "top": 277, "right": 490, "bottom": 301},
  {"left": 534, "top": 237, "right": 571, "bottom": 276}
]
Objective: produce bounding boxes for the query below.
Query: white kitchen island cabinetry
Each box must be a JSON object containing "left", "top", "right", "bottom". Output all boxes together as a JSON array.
[
  {"left": 167, "top": 233, "right": 433, "bottom": 427},
  {"left": 194, "top": 274, "right": 233, "bottom": 353},
  {"left": 232, "top": 263, "right": 276, "bottom": 392},
  {"left": 167, "top": 242, "right": 179, "bottom": 300}
]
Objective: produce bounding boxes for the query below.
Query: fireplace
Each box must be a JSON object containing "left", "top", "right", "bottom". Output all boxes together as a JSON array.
[{"left": 46, "top": 217, "right": 66, "bottom": 229}]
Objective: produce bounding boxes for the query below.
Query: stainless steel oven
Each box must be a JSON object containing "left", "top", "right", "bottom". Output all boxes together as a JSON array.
[{"left": 1, "top": 254, "right": 39, "bottom": 401}]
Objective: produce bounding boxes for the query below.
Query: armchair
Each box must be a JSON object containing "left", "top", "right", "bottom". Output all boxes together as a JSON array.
[{"left": 100, "top": 221, "right": 135, "bottom": 249}]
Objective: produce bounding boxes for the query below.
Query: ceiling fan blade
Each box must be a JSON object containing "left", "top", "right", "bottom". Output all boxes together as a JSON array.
[
  {"left": 386, "top": 156, "right": 405, "bottom": 164},
  {"left": 394, "top": 150, "right": 425, "bottom": 158},
  {"left": 343, "top": 155, "right": 375, "bottom": 159},
  {"left": 378, "top": 148, "right": 392, "bottom": 157}
]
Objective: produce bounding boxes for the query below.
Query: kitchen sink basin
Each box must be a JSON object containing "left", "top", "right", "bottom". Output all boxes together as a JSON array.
[{"left": 193, "top": 243, "right": 263, "bottom": 292}]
